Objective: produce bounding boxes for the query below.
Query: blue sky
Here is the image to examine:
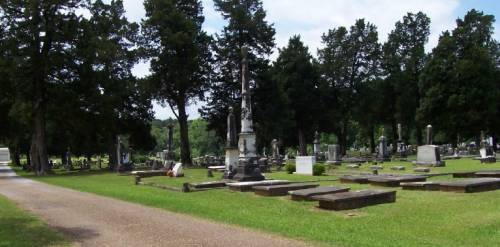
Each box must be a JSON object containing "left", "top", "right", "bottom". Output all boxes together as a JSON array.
[{"left": 116, "top": 0, "right": 500, "bottom": 120}]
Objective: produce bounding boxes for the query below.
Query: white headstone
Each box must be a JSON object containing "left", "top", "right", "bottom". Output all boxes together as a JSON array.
[
  {"left": 225, "top": 149, "right": 239, "bottom": 170},
  {"left": 415, "top": 145, "right": 445, "bottom": 167},
  {"left": 295, "top": 156, "right": 315, "bottom": 175},
  {"left": 172, "top": 163, "right": 184, "bottom": 177},
  {"left": 0, "top": 148, "right": 9, "bottom": 163}
]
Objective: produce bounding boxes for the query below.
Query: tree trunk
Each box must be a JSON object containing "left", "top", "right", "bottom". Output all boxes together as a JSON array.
[
  {"left": 26, "top": 151, "right": 31, "bottom": 169},
  {"left": 416, "top": 126, "right": 423, "bottom": 146},
  {"left": 177, "top": 98, "right": 192, "bottom": 166},
  {"left": 391, "top": 121, "right": 398, "bottom": 153},
  {"left": 9, "top": 146, "right": 21, "bottom": 166},
  {"left": 30, "top": 105, "right": 50, "bottom": 175},
  {"left": 340, "top": 123, "right": 348, "bottom": 155},
  {"left": 298, "top": 128, "right": 307, "bottom": 156},
  {"left": 107, "top": 134, "right": 117, "bottom": 171},
  {"left": 369, "top": 126, "right": 376, "bottom": 154},
  {"left": 492, "top": 134, "right": 497, "bottom": 152}
]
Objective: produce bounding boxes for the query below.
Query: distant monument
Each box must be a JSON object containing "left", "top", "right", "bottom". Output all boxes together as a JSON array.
[
  {"left": 327, "top": 144, "right": 342, "bottom": 165},
  {"left": 479, "top": 131, "right": 496, "bottom": 163},
  {"left": 415, "top": 125, "right": 445, "bottom": 167},
  {"left": 164, "top": 124, "right": 176, "bottom": 169},
  {"left": 232, "top": 47, "right": 265, "bottom": 181},
  {"left": 65, "top": 147, "right": 73, "bottom": 171},
  {"left": 313, "top": 131, "right": 320, "bottom": 156},
  {"left": 377, "top": 128, "right": 390, "bottom": 161},
  {"left": 116, "top": 135, "right": 132, "bottom": 172},
  {"left": 396, "top": 123, "right": 407, "bottom": 160},
  {"left": 224, "top": 107, "right": 239, "bottom": 179},
  {"left": 271, "top": 139, "right": 283, "bottom": 167}
]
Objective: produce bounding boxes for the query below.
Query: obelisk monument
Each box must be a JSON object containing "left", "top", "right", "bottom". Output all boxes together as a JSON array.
[{"left": 233, "top": 47, "right": 264, "bottom": 181}]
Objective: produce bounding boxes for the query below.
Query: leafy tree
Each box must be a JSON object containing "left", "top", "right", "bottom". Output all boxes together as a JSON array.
[
  {"left": 1, "top": 0, "right": 82, "bottom": 174},
  {"left": 418, "top": 10, "right": 498, "bottom": 145},
  {"left": 273, "top": 36, "right": 319, "bottom": 155},
  {"left": 318, "top": 19, "right": 381, "bottom": 154},
  {"left": 200, "top": 0, "right": 275, "bottom": 140},
  {"left": 382, "top": 12, "right": 431, "bottom": 147},
  {"left": 150, "top": 118, "right": 223, "bottom": 157},
  {"left": 141, "top": 0, "right": 212, "bottom": 165}
]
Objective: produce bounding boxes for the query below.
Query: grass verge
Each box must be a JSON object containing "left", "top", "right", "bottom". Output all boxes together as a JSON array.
[{"left": 13, "top": 158, "right": 500, "bottom": 247}]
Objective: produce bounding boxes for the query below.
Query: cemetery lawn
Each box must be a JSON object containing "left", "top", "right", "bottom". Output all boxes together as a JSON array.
[
  {"left": 13, "top": 158, "right": 500, "bottom": 247},
  {"left": 0, "top": 194, "right": 70, "bottom": 247}
]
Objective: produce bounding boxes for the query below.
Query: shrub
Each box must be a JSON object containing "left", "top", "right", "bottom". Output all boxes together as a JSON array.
[
  {"left": 285, "top": 163, "right": 296, "bottom": 174},
  {"left": 313, "top": 164, "right": 325, "bottom": 176},
  {"left": 132, "top": 154, "right": 149, "bottom": 164}
]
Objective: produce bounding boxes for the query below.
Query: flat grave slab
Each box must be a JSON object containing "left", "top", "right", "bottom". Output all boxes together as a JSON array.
[
  {"left": 207, "top": 166, "right": 226, "bottom": 171},
  {"left": 346, "top": 164, "right": 360, "bottom": 169},
  {"left": 131, "top": 170, "right": 167, "bottom": 178},
  {"left": 339, "top": 175, "right": 375, "bottom": 184},
  {"left": 253, "top": 183, "right": 319, "bottom": 196},
  {"left": 391, "top": 166, "right": 406, "bottom": 171},
  {"left": 227, "top": 180, "right": 290, "bottom": 192},
  {"left": 479, "top": 157, "right": 496, "bottom": 164},
  {"left": 289, "top": 186, "right": 350, "bottom": 201},
  {"left": 190, "top": 181, "right": 227, "bottom": 189},
  {"left": 414, "top": 167, "right": 431, "bottom": 173},
  {"left": 342, "top": 157, "right": 368, "bottom": 163},
  {"left": 368, "top": 175, "right": 427, "bottom": 187},
  {"left": 312, "top": 190, "right": 396, "bottom": 211},
  {"left": 452, "top": 171, "right": 478, "bottom": 178},
  {"left": 439, "top": 178, "right": 500, "bottom": 193},
  {"left": 475, "top": 170, "right": 500, "bottom": 178},
  {"left": 401, "top": 182, "right": 441, "bottom": 191},
  {"left": 371, "top": 165, "right": 383, "bottom": 170}
]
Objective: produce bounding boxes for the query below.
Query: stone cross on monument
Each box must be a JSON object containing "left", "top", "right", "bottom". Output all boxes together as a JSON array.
[
  {"left": 233, "top": 47, "right": 264, "bottom": 181},
  {"left": 426, "top": 125, "right": 433, "bottom": 145}
]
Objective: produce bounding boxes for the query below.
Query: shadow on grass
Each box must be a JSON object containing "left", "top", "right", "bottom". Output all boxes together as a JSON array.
[
  {"left": 0, "top": 216, "right": 70, "bottom": 247},
  {"left": 15, "top": 167, "right": 115, "bottom": 179}
]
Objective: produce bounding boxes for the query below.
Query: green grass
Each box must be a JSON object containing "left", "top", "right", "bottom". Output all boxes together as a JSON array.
[
  {"left": 0, "top": 195, "right": 70, "bottom": 247},
  {"left": 13, "top": 158, "right": 500, "bottom": 247}
]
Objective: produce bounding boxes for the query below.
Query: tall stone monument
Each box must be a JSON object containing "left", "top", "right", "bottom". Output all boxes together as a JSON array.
[
  {"left": 233, "top": 47, "right": 265, "bottom": 181},
  {"left": 377, "top": 128, "right": 390, "bottom": 161},
  {"left": 164, "top": 124, "right": 176, "bottom": 169},
  {"left": 415, "top": 124, "right": 445, "bottom": 166},
  {"left": 271, "top": 139, "right": 283, "bottom": 166},
  {"left": 224, "top": 107, "right": 239, "bottom": 178}
]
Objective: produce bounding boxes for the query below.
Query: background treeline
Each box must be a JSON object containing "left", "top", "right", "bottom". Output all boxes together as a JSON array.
[{"left": 1, "top": 0, "right": 498, "bottom": 175}]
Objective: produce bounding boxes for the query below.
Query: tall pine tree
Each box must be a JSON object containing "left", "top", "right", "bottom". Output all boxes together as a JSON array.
[
  {"left": 200, "top": 0, "right": 275, "bottom": 141},
  {"left": 382, "top": 12, "right": 430, "bottom": 147},
  {"left": 141, "top": 0, "right": 212, "bottom": 165},
  {"left": 418, "top": 10, "right": 498, "bottom": 144},
  {"left": 273, "top": 36, "right": 319, "bottom": 155}
]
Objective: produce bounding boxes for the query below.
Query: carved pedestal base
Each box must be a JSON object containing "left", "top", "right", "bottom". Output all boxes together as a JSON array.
[{"left": 232, "top": 157, "right": 265, "bottom": 182}]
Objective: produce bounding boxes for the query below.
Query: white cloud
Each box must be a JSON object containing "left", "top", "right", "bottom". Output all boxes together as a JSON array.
[
  {"left": 263, "top": 0, "right": 460, "bottom": 53},
  {"left": 120, "top": 0, "right": 464, "bottom": 120}
]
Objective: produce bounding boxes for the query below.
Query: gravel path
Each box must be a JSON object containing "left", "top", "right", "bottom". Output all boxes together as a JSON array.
[{"left": 0, "top": 163, "right": 311, "bottom": 247}]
